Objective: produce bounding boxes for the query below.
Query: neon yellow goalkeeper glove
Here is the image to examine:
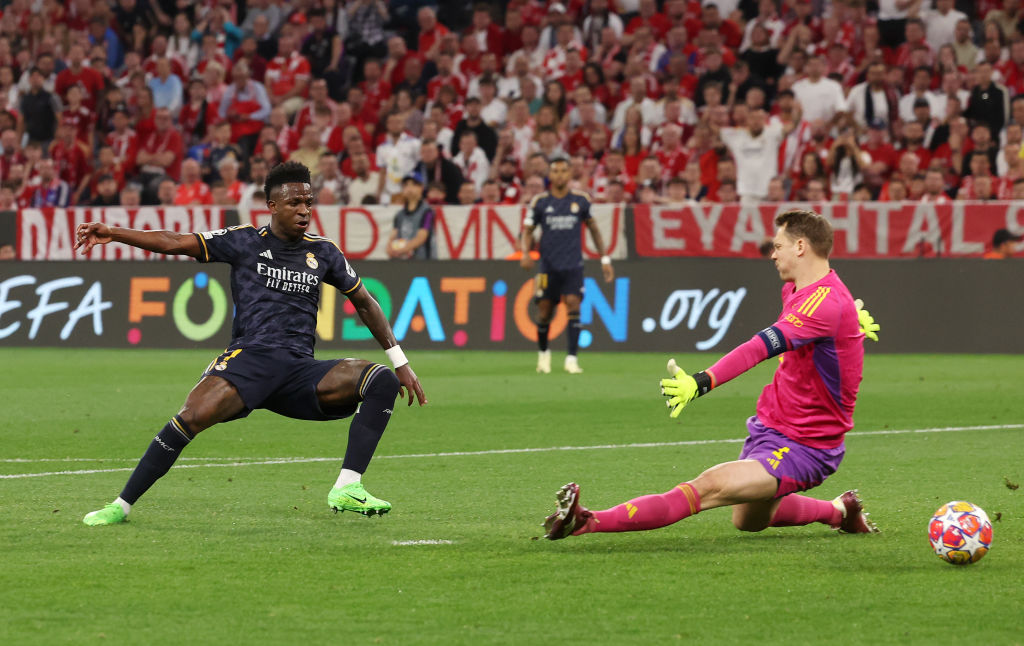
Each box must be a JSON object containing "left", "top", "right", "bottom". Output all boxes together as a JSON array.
[
  {"left": 660, "top": 359, "right": 713, "bottom": 419},
  {"left": 854, "top": 298, "right": 880, "bottom": 342}
]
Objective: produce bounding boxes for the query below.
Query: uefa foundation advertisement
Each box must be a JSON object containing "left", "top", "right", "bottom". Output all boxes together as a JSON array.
[{"left": 1, "top": 259, "right": 1019, "bottom": 353}]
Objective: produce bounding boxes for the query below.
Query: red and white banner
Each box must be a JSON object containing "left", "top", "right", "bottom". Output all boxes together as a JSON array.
[
  {"left": 633, "top": 202, "right": 1024, "bottom": 258},
  {"left": 240, "top": 204, "right": 628, "bottom": 260},
  {"left": 17, "top": 207, "right": 225, "bottom": 261}
]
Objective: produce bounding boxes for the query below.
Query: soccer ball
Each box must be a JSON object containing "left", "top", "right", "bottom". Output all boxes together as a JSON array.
[{"left": 928, "top": 501, "right": 993, "bottom": 565}]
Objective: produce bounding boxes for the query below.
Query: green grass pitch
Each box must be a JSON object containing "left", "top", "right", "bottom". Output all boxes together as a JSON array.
[{"left": 1, "top": 349, "right": 1022, "bottom": 644}]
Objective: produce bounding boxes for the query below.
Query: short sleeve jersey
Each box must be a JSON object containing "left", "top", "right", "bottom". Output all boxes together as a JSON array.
[
  {"left": 393, "top": 201, "right": 436, "bottom": 260},
  {"left": 525, "top": 189, "right": 592, "bottom": 271},
  {"left": 194, "top": 225, "right": 361, "bottom": 356},
  {"left": 755, "top": 270, "right": 864, "bottom": 449}
]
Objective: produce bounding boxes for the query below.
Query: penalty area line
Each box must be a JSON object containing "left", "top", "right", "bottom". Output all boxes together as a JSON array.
[{"left": 1, "top": 423, "right": 1020, "bottom": 480}]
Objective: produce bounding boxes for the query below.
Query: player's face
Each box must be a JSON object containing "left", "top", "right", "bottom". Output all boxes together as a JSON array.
[
  {"left": 269, "top": 182, "right": 314, "bottom": 241},
  {"left": 549, "top": 162, "right": 570, "bottom": 190},
  {"left": 770, "top": 226, "right": 802, "bottom": 282}
]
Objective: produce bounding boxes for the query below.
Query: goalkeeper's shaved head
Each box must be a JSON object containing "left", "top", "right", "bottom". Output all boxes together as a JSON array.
[{"left": 775, "top": 209, "right": 833, "bottom": 259}]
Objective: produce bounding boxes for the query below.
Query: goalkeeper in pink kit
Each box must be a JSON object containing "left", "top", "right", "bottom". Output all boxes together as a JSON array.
[{"left": 543, "top": 209, "right": 882, "bottom": 540}]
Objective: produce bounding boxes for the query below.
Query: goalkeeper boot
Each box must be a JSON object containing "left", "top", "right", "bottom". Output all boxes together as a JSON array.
[
  {"left": 564, "top": 355, "right": 583, "bottom": 374},
  {"left": 832, "top": 490, "right": 879, "bottom": 533},
  {"left": 536, "top": 350, "right": 551, "bottom": 374},
  {"left": 83, "top": 502, "right": 127, "bottom": 526},
  {"left": 543, "top": 482, "right": 593, "bottom": 540},
  {"left": 328, "top": 482, "right": 392, "bottom": 517}
]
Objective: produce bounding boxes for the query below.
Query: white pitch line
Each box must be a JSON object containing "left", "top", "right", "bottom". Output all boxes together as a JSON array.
[
  {"left": 1, "top": 423, "right": 1021, "bottom": 480},
  {"left": 391, "top": 539, "right": 455, "bottom": 546}
]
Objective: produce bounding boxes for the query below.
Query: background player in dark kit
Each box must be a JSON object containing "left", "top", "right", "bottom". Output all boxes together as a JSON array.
[
  {"left": 520, "top": 157, "right": 614, "bottom": 374},
  {"left": 76, "top": 161, "right": 427, "bottom": 525}
]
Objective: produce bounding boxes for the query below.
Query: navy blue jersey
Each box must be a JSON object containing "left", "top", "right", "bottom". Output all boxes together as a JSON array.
[
  {"left": 194, "top": 224, "right": 361, "bottom": 356},
  {"left": 525, "top": 189, "right": 592, "bottom": 271}
]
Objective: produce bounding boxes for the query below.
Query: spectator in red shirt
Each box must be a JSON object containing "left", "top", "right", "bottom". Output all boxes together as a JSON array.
[
  {"left": 427, "top": 53, "right": 467, "bottom": 101},
  {"left": 173, "top": 158, "right": 213, "bottom": 205},
  {"left": 55, "top": 43, "right": 106, "bottom": 111},
  {"left": 359, "top": 58, "right": 391, "bottom": 121},
  {"left": 417, "top": 6, "right": 450, "bottom": 62},
  {"left": 49, "top": 121, "right": 91, "bottom": 203},
  {"left": 384, "top": 35, "right": 419, "bottom": 89},
  {"left": 265, "top": 34, "right": 311, "bottom": 116},
  {"left": 626, "top": 0, "right": 672, "bottom": 40},
  {"left": 137, "top": 107, "right": 184, "bottom": 196},
  {"left": 467, "top": 4, "right": 506, "bottom": 61}
]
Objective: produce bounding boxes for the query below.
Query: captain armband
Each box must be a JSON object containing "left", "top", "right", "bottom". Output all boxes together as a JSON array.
[{"left": 757, "top": 325, "right": 787, "bottom": 358}]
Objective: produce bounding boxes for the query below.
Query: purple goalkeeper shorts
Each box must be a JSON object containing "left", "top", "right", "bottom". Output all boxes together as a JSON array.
[{"left": 739, "top": 416, "right": 845, "bottom": 498}]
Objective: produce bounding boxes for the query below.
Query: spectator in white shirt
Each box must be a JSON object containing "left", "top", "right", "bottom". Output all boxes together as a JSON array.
[
  {"left": 376, "top": 111, "right": 422, "bottom": 202},
  {"left": 611, "top": 77, "right": 660, "bottom": 131},
  {"left": 791, "top": 54, "right": 847, "bottom": 125},
  {"left": 452, "top": 130, "right": 490, "bottom": 191},
  {"left": 719, "top": 108, "right": 789, "bottom": 203},
  {"left": 923, "top": 0, "right": 968, "bottom": 54},
  {"left": 478, "top": 79, "right": 507, "bottom": 129}
]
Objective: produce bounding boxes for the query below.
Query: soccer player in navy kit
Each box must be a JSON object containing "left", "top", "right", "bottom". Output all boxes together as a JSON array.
[
  {"left": 520, "top": 157, "right": 614, "bottom": 374},
  {"left": 75, "top": 162, "right": 427, "bottom": 526}
]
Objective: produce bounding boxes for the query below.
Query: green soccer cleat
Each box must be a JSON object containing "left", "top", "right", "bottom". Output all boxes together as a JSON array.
[
  {"left": 328, "top": 482, "right": 392, "bottom": 517},
  {"left": 83, "top": 502, "right": 127, "bottom": 526}
]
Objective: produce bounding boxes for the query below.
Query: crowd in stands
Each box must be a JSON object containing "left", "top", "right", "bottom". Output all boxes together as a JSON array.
[{"left": 1, "top": 0, "right": 1024, "bottom": 209}]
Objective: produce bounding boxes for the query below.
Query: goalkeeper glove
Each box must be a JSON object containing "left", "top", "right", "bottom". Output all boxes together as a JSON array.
[
  {"left": 660, "top": 359, "right": 713, "bottom": 419},
  {"left": 854, "top": 298, "right": 880, "bottom": 342}
]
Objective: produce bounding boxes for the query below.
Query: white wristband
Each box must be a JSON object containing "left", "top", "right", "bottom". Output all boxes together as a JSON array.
[
  {"left": 385, "top": 345, "right": 409, "bottom": 369},
  {"left": 600, "top": 255, "right": 612, "bottom": 265}
]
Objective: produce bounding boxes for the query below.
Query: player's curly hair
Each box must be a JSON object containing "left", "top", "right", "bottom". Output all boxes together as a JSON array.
[{"left": 264, "top": 161, "right": 312, "bottom": 200}]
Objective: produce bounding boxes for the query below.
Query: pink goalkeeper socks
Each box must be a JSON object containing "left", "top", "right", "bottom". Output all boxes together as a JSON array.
[
  {"left": 770, "top": 494, "right": 842, "bottom": 527},
  {"left": 577, "top": 482, "right": 702, "bottom": 534}
]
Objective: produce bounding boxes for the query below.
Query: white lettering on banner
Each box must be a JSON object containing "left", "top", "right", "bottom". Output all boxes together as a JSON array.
[
  {"left": 17, "top": 208, "right": 224, "bottom": 260},
  {"left": 655, "top": 287, "right": 747, "bottom": 350},
  {"left": 692, "top": 203, "right": 724, "bottom": 250},
  {"left": 950, "top": 203, "right": 984, "bottom": 255},
  {"left": 730, "top": 207, "right": 767, "bottom": 252},
  {"left": 868, "top": 202, "right": 902, "bottom": 255},
  {"left": 823, "top": 202, "right": 859, "bottom": 254},
  {"left": 0, "top": 275, "right": 111, "bottom": 340},
  {"left": 1006, "top": 203, "right": 1024, "bottom": 231},
  {"left": 902, "top": 204, "right": 944, "bottom": 255},
  {"left": 650, "top": 208, "right": 686, "bottom": 250},
  {"left": 0, "top": 275, "right": 34, "bottom": 338}
]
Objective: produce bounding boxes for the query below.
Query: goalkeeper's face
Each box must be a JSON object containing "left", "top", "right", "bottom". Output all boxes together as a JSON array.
[{"left": 770, "top": 226, "right": 800, "bottom": 282}]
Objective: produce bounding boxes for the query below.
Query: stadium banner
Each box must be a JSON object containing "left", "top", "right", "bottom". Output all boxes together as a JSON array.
[
  {"left": 237, "top": 203, "right": 629, "bottom": 261},
  {"left": 1, "top": 259, "right": 1020, "bottom": 353},
  {"left": 12, "top": 204, "right": 627, "bottom": 262},
  {"left": 633, "top": 202, "right": 1024, "bottom": 258},
  {"left": 16, "top": 207, "right": 227, "bottom": 261}
]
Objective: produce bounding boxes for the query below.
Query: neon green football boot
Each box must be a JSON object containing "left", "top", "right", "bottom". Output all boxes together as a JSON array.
[
  {"left": 327, "top": 482, "right": 392, "bottom": 517},
  {"left": 83, "top": 502, "right": 127, "bottom": 526}
]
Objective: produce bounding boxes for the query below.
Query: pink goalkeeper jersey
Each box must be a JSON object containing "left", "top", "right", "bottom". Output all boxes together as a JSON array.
[{"left": 708, "top": 270, "right": 864, "bottom": 449}]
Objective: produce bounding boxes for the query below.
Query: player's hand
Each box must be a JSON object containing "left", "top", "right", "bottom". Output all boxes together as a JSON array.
[
  {"left": 660, "top": 359, "right": 698, "bottom": 419},
  {"left": 601, "top": 261, "right": 614, "bottom": 283},
  {"left": 75, "top": 222, "right": 112, "bottom": 255},
  {"left": 520, "top": 254, "right": 534, "bottom": 270},
  {"left": 395, "top": 364, "right": 427, "bottom": 407},
  {"left": 854, "top": 298, "right": 880, "bottom": 342}
]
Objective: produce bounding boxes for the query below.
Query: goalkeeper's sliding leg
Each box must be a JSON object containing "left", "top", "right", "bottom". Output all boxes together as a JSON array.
[{"left": 543, "top": 460, "right": 878, "bottom": 540}]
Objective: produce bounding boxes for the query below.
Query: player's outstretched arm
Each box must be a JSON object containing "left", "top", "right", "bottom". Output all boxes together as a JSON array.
[
  {"left": 75, "top": 223, "right": 202, "bottom": 258},
  {"left": 348, "top": 284, "right": 428, "bottom": 407}
]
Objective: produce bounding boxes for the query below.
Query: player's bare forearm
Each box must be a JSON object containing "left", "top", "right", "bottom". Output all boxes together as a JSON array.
[
  {"left": 74, "top": 223, "right": 202, "bottom": 257},
  {"left": 520, "top": 225, "right": 535, "bottom": 269},
  {"left": 349, "top": 284, "right": 428, "bottom": 406},
  {"left": 349, "top": 284, "right": 399, "bottom": 350},
  {"left": 586, "top": 219, "right": 614, "bottom": 282}
]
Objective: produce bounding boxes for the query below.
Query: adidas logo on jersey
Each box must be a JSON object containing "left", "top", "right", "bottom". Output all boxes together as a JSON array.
[{"left": 259, "top": 250, "right": 273, "bottom": 260}]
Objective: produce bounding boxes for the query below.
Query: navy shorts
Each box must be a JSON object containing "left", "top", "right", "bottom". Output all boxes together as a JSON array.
[
  {"left": 203, "top": 347, "right": 357, "bottom": 421},
  {"left": 739, "top": 416, "right": 845, "bottom": 498},
  {"left": 535, "top": 267, "right": 584, "bottom": 301}
]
